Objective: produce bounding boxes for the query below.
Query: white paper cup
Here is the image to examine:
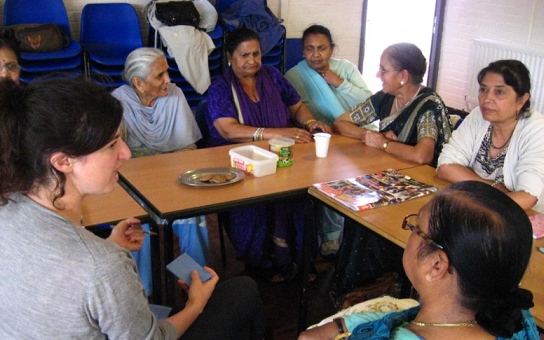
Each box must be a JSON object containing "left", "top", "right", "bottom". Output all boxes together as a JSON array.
[{"left": 314, "top": 133, "right": 331, "bottom": 158}]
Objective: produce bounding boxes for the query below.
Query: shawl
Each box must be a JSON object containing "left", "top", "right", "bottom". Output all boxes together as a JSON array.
[
  {"left": 295, "top": 59, "right": 346, "bottom": 125},
  {"left": 224, "top": 66, "right": 292, "bottom": 128},
  {"left": 111, "top": 84, "right": 202, "bottom": 153},
  {"left": 345, "top": 306, "right": 539, "bottom": 340},
  {"left": 349, "top": 87, "right": 452, "bottom": 167}
]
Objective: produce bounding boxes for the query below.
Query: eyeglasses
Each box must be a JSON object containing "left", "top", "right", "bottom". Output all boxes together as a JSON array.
[
  {"left": 0, "top": 62, "right": 21, "bottom": 73},
  {"left": 378, "top": 65, "right": 398, "bottom": 75},
  {"left": 402, "top": 214, "right": 444, "bottom": 250}
]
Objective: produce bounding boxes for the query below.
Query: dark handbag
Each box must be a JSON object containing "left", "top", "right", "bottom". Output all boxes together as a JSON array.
[
  {"left": 155, "top": 1, "right": 200, "bottom": 28},
  {"left": 0, "top": 23, "right": 70, "bottom": 52}
]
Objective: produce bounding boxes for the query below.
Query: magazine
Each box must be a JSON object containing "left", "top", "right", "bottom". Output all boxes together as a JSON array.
[
  {"left": 313, "top": 169, "right": 438, "bottom": 211},
  {"left": 530, "top": 213, "right": 544, "bottom": 240}
]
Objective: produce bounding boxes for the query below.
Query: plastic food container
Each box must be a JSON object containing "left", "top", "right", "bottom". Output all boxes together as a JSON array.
[
  {"left": 229, "top": 145, "right": 279, "bottom": 177},
  {"left": 268, "top": 137, "right": 295, "bottom": 167}
]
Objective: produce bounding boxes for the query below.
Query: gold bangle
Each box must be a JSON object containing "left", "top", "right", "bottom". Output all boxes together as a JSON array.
[
  {"left": 304, "top": 119, "right": 317, "bottom": 129},
  {"left": 334, "top": 332, "right": 352, "bottom": 340}
]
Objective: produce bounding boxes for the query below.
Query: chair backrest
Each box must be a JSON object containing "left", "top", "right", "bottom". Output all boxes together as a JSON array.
[
  {"left": 4, "top": 0, "right": 72, "bottom": 36},
  {"left": 81, "top": 3, "right": 143, "bottom": 47},
  {"left": 195, "top": 99, "right": 210, "bottom": 149}
]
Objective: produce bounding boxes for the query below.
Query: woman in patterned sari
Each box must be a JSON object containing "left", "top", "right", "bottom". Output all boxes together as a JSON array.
[{"left": 333, "top": 43, "right": 452, "bottom": 167}]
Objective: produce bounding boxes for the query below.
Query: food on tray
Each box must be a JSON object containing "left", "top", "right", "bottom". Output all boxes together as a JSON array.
[
  {"left": 197, "top": 172, "right": 236, "bottom": 184},
  {"left": 210, "top": 174, "right": 227, "bottom": 183},
  {"left": 198, "top": 174, "right": 213, "bottom": 182}
]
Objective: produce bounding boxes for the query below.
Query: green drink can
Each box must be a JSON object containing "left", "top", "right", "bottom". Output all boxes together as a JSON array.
[{"left": 269, "top": 137, "right": 295, "bottom": 167}]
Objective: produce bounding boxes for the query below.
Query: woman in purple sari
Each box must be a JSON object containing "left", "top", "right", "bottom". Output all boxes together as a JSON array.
[{"left": 206, "top": 28, "right": 330, "bottom": 282}]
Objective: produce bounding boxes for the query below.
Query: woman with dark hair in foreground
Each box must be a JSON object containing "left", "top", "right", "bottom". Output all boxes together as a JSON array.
[
  {"left": 299, "top": 181, "right": 537, "bottom": 340},
  {"left": 0, "top": 78, "right": 265, "bottom": 339}
]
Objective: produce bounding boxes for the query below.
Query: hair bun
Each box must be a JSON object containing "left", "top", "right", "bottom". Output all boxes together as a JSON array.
[{"left": 475, "top": 288, "right": 534, "bottom": 337}]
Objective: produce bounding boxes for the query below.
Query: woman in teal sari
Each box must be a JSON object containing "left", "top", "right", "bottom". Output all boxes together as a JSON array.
[
  {"left": 285, "top": 25, "right": 372, "bottom": 126},
  {"left": 299, "top": 181, "right": 538, "bottom": 340},
  {"left": 286, "top": 25, "right": 373, "bottom": 257}
]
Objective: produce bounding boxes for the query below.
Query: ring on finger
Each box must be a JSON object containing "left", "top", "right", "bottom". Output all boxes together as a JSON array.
[{"left": 296, "top": 135, "right": 300, "bottom": 139}]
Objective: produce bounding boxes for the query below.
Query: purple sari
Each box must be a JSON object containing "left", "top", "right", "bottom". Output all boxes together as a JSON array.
[
  {"left": 207, "top": 66, "right": 299, "bottom": 146},
  {"left": 206, "top": 66, "right": 316, "bottom": 276}
]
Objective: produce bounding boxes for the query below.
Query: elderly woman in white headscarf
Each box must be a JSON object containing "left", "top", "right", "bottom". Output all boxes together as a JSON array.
[
  {"left": 112, "top": 47, "right": 201, "bottom": 157},
  {"left": 112, "top": 47, "right": 208, "bottom": 267}
]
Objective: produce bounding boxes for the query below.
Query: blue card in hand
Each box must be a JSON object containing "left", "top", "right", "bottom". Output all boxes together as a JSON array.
[{"left": 166, "top": 253, "right": 212, "bottom": 286}]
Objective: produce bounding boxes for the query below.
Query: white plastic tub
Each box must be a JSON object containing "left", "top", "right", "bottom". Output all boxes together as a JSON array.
[{"left": 229, "top": 145, "right": 279, "bottom": 177}]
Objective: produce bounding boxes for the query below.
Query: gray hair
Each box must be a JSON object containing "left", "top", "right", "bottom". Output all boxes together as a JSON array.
[{"left": 122, "top": 47, "right": 165, "bottom": 86}]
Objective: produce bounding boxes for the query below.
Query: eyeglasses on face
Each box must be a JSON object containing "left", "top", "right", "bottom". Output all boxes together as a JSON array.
[
  {"left": 402, "top": 214, "right": 444, "bottom": 250},
  {"left": 378, "top": 65, "right": 398, "bottom": 75},
  {"left": 0, "top": 62, "right": 21, "bottom": 73}
]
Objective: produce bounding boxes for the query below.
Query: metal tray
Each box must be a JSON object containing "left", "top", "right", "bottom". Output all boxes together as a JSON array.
[{"left": 178, "top": 167, "right": 245, "bottom": 187}]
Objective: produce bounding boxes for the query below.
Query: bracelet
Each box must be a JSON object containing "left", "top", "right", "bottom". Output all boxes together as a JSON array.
[
  {"left": 252, "top": 127, "right": 265, "bottom": 141},
  {"left": 333, "top": 318, "right": 351, "bottom": 340},
  {"left": 303, "top": 119, "right": 317, "bottom": 130}
]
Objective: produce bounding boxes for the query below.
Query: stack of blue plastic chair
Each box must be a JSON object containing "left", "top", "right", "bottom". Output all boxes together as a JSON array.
[
  {"left": 3, "top": 0, "right": 83, "bottom": 84},
  {"left": 216, "top": 0, "right": 286, "bottom": 73},
  {"left": 80, "top": 3, "right": 144, "bottom": 89}
]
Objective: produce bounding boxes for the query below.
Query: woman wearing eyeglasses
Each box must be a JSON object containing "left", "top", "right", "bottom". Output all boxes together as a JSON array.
[
  {"left": 0, "top": 36, "right": 21, "bottom": 84},
  {"left": 298, "top": 181, "right": 538, "bottom": 340},
  {"left": 333, "top": 43, "right": 452, "bottom": 167}
]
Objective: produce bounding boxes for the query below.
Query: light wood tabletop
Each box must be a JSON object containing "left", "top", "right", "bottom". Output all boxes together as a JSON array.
[
  {"left": 81, "top": 182, "right": 147, "bottom": 227},
  {"left": 118, "top": 134, "right": 417, "bottom": 220},
  {"left": 308, "top": 165, "right": 544, "bottom": 328}
]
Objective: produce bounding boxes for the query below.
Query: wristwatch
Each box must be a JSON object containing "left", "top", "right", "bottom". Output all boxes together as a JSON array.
[
  {"left": 382, "top": 141, "right": 389, "bottom": 151},
  {"left": 333, "top": 317, "right": 351, "bottom": 340}
]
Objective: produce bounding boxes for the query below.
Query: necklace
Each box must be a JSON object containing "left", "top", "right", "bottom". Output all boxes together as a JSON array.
[
  {"left": 395, "top": 85, "right": 422, "bottom": 112},
  {"left": 490, "top": 126, "right": 514, "bottom": 150},
  {"left": 410, "top": 320, "right": 477, "bottom": 327}
]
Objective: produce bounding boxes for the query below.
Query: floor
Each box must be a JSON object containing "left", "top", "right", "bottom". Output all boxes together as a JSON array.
[{"left": 206, "top": 214, "right": 337, "bottom": 340}]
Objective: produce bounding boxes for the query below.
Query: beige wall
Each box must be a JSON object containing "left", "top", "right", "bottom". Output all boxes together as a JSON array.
[
  {"left": 2, "top": 0, "right": 543, "bottom": 110},
  {"left": 437, "top": 0, "right": 544, "bottom": 110}
]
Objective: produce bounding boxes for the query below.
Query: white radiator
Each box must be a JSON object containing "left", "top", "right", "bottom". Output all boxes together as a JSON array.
[{"left": 468, "top": 39, "right": 544, "bottom": 113}]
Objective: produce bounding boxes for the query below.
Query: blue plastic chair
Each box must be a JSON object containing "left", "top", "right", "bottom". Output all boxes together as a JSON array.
[
  {"left": 81, "top": 3, "right": 144, "bottom": 68},
  {"left": 4, "top": 0, "right": 82, "bottom": 62}
]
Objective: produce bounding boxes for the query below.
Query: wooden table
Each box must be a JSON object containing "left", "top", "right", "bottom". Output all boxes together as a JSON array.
[
  {"left": 81, "top": 182, "right": 147, "bottom": 227},
  {"left": 308, "top": 166, "right": 544, "bottom": 329},
  {"left": 118, "top": 135, "right": 416, "bottom": 221},
  {"left": 118, "top": 134, "right": 417, "bottom": 326}
]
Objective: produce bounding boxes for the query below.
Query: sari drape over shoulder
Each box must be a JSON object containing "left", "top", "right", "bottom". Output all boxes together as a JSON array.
[
  {"left": 348, "top": 87, "right": 453, "bottom": 167},
  {"left": 285, "top": 58, "right": 372, "bottom": 126}
]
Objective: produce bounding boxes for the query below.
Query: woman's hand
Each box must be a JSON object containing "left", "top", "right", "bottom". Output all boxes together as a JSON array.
[
  {"left": 362, "top": 130, "right": 389, "bottom": 149},
  {"left": 270, "top": 127, "right": 313, "bottom": 143},
  {"left": 107, "top": 218, "right": 145, "bottom": 251},
  {"left": 322, "top": 69, "right": 344, "bottom": 88},
  {"left": 384, "top": 130, "right": 398, "bottom": 141},
  {"left": 180, "top": 267, "right": 219, "bottom": 313},
  {"left": 308, "top": 121, "right": 332, "bottom": 134}
]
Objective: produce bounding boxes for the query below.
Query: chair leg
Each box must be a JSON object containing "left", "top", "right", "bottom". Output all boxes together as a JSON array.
[{"left": 217, "top": 212, "right": 230, "bottom": 266}]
